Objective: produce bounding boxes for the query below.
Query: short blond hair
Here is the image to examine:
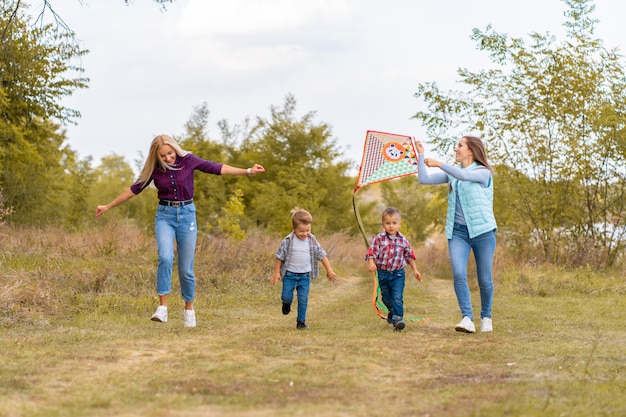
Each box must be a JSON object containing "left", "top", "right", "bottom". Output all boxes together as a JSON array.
[{"left": 291, "top": 207, "right": 312, "bottom": 228}]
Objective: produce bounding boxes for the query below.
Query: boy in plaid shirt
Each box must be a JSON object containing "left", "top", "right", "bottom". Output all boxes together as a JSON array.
[{"left": 366, "top": 207, "right": 422, "bottom": 331}]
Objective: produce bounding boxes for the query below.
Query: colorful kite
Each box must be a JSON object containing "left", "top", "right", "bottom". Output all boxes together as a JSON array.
[
  {"left": 354, "top": 130, "right": 418, "bottom": 191},
  {"left": 353, "top": 130, "right": 426, "bottom": 323}
]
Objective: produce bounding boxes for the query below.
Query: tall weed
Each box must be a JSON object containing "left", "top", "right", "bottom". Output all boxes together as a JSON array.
[{"left": 0, "top": 224, "right": 367, "bottom": 326}]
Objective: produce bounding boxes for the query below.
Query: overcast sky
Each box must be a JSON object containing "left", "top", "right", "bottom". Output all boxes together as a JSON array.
[{"left": 38, "top": 0, "right": 626, "bottom": 172}]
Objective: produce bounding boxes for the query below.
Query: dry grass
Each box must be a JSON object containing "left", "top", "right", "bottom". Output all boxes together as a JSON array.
[{"left": 1, "top": 223, "right": 626, "bottom": 417}]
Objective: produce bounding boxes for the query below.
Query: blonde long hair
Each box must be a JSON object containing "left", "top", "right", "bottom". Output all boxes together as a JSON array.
[{"left": 137, "top": 134, "right": 188, "bottom": 186}]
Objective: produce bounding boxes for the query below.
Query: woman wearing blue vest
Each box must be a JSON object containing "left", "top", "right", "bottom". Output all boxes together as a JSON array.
[{"left": 416, "top": 136, "right": 497, "bottom": 333}]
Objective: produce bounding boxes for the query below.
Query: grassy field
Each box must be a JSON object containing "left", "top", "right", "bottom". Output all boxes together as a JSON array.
[{"left": 1, "top": 223, "right": 625, "bottom": 417}]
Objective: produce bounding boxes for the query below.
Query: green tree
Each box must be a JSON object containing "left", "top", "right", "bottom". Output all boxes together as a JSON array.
[
  {"left": 58, "top": 149, "right": 95, "bottom": 229},
  {"left": 178, "top": 102, "right": 230, "bottom": 234},
  {"left": 217, "top": 188, "right": 246, "bottom": 241},
  {"left": 413, "top": 0, "right": 626, "bottom": 266},
  {"left": 236, "top": 94, "right": 355, "bottom": 235},
  {"left": 102, "top": 97, "right": 357, "bottom": 237},
  {"left": 0, "top": 2, "right": 88, "bottom": 226}
]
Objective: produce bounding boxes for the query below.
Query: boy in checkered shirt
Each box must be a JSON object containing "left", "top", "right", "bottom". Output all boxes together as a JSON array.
[{"left": 366, "top": 207, "right": 422, "bottom": 331}]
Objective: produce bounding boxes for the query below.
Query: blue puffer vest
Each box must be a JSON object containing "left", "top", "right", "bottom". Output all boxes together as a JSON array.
[{"left": 445, "top": 163, "right": 497, "bottom": 239}]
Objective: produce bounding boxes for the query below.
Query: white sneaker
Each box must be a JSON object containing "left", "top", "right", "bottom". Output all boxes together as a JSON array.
[
  {"left": 151, "top": 306, "right": 168, "bottom": 323},
  {"left": 481, "top": 317, "right": 493, "bottom": 332},
  {"left": 183, "top": 309, "right": 196, "bottom": 328},
  {"left": 455, "top": 316, "right": 476, "bottom": 333}
]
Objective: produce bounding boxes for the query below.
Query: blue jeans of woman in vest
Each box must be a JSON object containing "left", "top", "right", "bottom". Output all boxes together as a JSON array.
[
  {"left": 448, "top": 223, "right": 496, "bottom": 321},
  {"left": 155, "top": 203, "right": 198, "bottom": 302}
]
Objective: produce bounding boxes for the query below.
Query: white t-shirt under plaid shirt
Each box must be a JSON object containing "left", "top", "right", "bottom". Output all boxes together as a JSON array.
[
  {"left": 275, "top": 232, "right": 327, "bottom": 279},
  {"left": 286, "top": 235, "right": 311, "bottom": 273}
]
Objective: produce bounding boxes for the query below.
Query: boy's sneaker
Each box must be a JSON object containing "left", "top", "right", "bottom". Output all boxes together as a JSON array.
[
  {"left": 282, "top": 302, "right": 291, "bottom": 315},
  {"left": 150, "top": 306, "right": 168, "bottom": 323},
  {"left": 455, "top": 316, "right": 476, "bottom": 333},
  {"left": 296, "top": 321, "right": 309, "bottom": 330},
  {"left": 393, "top": 320, "right": 406, "bottom": 332},
  {"left": 481, "top": 317, "right": 493, "bottom": 332},
  {"left": 183, "top": 309, "right": 196, "bottom": 328}
]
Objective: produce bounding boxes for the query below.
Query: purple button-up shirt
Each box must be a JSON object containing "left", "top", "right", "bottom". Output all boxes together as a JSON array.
[{"left": 130, "top": 153, "right": 223, "bottom": 201}]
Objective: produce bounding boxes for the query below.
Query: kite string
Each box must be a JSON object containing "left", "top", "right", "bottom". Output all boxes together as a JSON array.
[{"left": 354, "top": 191, "right": 388, "bottom": 319}]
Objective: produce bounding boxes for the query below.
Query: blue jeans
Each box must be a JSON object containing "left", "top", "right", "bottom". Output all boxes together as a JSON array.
[
  {"left": 281, "top": 271, "right": 311, "bottom": 323},
  {"left": 377, "top": 269, "right": 406, "bottom": 323},
  {"left": 155, "top": 203, "right": 198, "bottom": 302},
  {"left": 448, "top": 223, "right": 496, "bottom": 321}
]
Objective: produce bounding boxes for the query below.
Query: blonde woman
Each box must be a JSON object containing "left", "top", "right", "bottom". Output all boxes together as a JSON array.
[{"left": 96, "top": 134, "right": 265, "bottom": 327}]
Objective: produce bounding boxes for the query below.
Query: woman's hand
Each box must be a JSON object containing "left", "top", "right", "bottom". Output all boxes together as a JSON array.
[
  {"left": 249, "top": 164, "right": 266, "bottom": 176},
  {"left": 424, "top": 158, "right": 442, "bottom": 168},
  {"left": 95, "top": 205, "right": 108, "bottom": 219},
  {"left": 415, "top": 140, "right": 425, "bottom": 155}
]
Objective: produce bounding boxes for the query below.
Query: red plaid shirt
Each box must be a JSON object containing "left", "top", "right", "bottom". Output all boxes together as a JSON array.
[{"left": 365, "top": 231, "right": 416, "bottom": 272}]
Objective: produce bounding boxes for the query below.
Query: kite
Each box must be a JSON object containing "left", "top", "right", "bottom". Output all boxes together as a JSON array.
[
  {"left": 353, "top": 130, "right": 427, "bottom": 324},
  {"left": 354, "top": 130, "right": 418, "bottom": 191}
]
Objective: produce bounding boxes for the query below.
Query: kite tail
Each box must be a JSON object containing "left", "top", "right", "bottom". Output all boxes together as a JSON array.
[{"left": 353, "top": 192, "right": 389, "bottom": 319}]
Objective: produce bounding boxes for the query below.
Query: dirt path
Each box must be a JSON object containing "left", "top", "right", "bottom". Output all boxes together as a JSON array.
[{"left": 307, "top": 271, "right": 456, "bottom": 329}]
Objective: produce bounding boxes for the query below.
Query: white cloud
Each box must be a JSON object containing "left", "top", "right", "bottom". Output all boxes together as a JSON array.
[
  {"left": 175, "top": 36, "right": 310, "bottom": 73},
  {"left": 168, "top": 0, "right": 356, "bottom": 73},
  {"left": 179, "top": 0, "right": 354, "bottom": 36}
]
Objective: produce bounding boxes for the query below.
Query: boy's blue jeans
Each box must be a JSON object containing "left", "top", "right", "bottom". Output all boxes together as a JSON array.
[
  {"left": 448, "top": 223, "right": 496, "bottom": 321},
  {"left": 155, "top": 203, "right": 198, "bottom": 302},
  {"left": 377, "top": 269, "right": 406, "bottom": 323},
  {"left": 281, "top": 271, "right": 311, "bottom": 323}
]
